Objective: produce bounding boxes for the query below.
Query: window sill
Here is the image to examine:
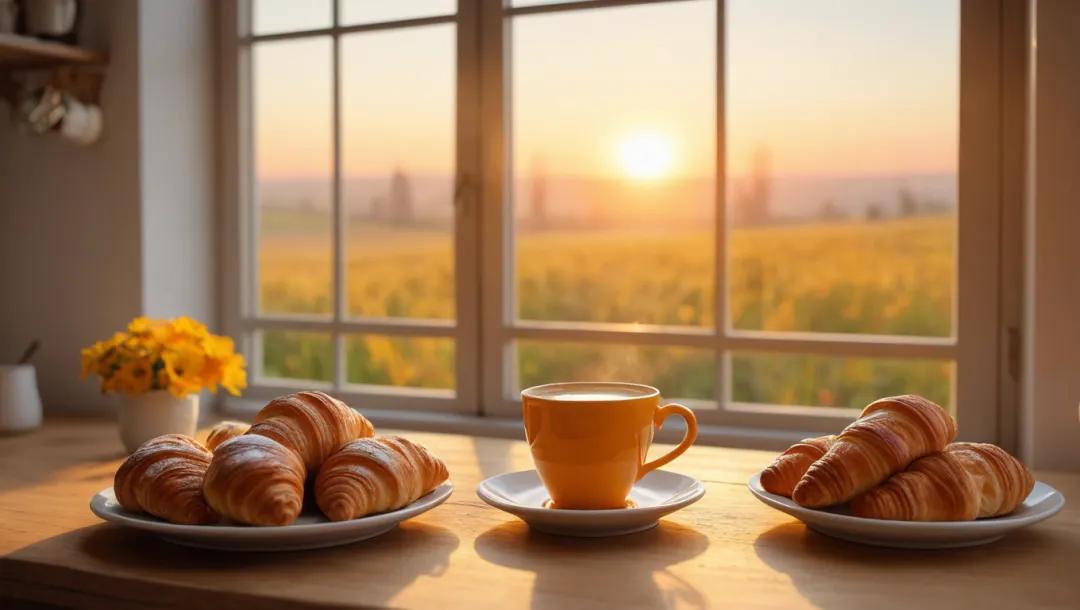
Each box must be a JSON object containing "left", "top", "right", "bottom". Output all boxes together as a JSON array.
[{"left": 220, "top": 397, "right": 812, "bottom": 452}]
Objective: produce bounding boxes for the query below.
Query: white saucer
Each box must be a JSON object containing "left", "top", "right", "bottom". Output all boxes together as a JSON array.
[
  {"left": 476, "top": 470, "right": 705, "bottom": 537},
  {"left": 90, "top": 482, "right": 453, "bottom": 552},
  {"left": 748, "top": 472, "right": 1065, "bottom": 549}
]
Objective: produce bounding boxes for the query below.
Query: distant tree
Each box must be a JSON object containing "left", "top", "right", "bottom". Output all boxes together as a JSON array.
[
  {"left": 369, "top": 196, "right": 386, "bottom": 220},
  {"left": 530, "top": 155, "right": 548, "bottom": 229},
  {"left": 818, "top": 198, "right": 845, "bottom": 222},
  {"left": 922, "top": 198, "right": 952, "bottom": 216},
  {"left": 733, "top": 144, "right": 773, "bottom": 227},
  {"left": 866, "top": 202, "right": 885, "bottom": 221},
  {"left": 897, "top": 186, "right": 919, "bottom": 217},
  {"left": 389, "top": 167, "right": 414, "bottom": 226}
]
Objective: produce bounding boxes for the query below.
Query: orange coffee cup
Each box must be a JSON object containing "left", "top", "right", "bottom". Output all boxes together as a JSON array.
[{"left": 521, "top": 382, "right": 698, "bottom": 510}]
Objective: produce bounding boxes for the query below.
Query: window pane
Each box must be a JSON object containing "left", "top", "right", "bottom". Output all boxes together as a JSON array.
[
  {"left": 340, "top": 0, "right": 455, "bottom": 25},
  {"left": 730, "top": 352, "right": 953, "bottom": 412},
  {"left": 253, "top": 0, "right": 331, "bottom": 35},
  {"left": 255, "top": 39, "right": 333, "bottom": 316},
  {"left": 342, "top": 26, "right": 456, "bottom": 320},
  {"left": 510, "top": 1, "right": 596, "bottom": 7},
  {"left": 346, "top": 335, "right": 455, "bottom": 390},
  {"left": 261, "top": 331, "right": 333, "bottom": 382},
  {"left": 516, "top": 341, "right": 715, "bottom": 401},
  {"left": 511, "top": 2, "right": 716, "bottom": 327},
  {"left": 726, "top": 0, "right": 958, "bottom": 338}
]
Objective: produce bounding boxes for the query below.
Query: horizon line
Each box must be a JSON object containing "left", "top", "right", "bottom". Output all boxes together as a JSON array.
[{"left": 258, "top": 168, "right": 959, "bottom": 182}]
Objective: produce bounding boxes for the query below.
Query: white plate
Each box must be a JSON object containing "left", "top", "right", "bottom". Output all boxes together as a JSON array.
[
  {"left": 748, "top": 472, "right": 1065, "bottom": 549},
  {"left": 476, "top": 470, "right": 705, "bottom": 537},
  {"left": 90, "top": 482, "right": 454, "bottom": 552}
]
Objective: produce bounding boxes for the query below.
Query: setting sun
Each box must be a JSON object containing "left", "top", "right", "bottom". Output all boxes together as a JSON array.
[{"left": 617, "top": 133, "right": 674, "bottom": 180}]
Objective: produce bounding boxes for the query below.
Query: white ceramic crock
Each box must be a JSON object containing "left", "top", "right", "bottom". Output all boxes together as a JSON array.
[{"left": 0, "top": 364, "right": 44, "bottom": 434}]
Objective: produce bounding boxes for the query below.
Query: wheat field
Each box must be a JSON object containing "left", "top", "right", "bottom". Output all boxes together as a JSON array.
[{"left": 258, "top": 214, "right": 955, "bottom": 409}]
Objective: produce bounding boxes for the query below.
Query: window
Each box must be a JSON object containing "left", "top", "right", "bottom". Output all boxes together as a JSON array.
[{"left": 222, "top": 0, "right": 1008, "bottom": 442}]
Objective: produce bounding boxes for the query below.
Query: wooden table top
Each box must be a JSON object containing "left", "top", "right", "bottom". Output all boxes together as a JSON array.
[{"left": 1, "top": 419, "right": 1078, "bottom": 610}]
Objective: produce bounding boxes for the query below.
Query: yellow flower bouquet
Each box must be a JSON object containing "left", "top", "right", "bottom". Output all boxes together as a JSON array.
[{"left": 80, "top": 317, "right": 247, "bottom": 398}]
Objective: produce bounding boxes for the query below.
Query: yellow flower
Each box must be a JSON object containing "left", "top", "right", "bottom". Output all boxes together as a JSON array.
[
  {"left": 156, "top": 364, "right": 172, "bottom": 390},
  {"left": 101, "top": 372, "right": 123, "bottom": 395},
  {"left": 82, "top": 316, "right": 246, "bottom": 398},
  {"left": 158, "top": 355, "right": 201, "bottom": 398},
  {"left": 221, "top": 353, "right": 248, "bottom": 396},
  {"left": 116, "top": 358, "right": 154, "bottom": 395},
  {"left": 149, "top": 323, "right": 171, "bottom": 346},
  {"left": 167, "top": 374, "right": 202, "bottom": 398},
  {"left": 80, "top": 340, "right": 108, "bottom": 379},
  {"left": 170, "top": 316, "right": 209, "bottom": 338},
  {"left": 105, "top": 331, "right": 127, "bottom": 349},
  {"left": 161, "top": 342, "right": 207, "bottom": 396},
  {"left": 204, "top": 334, "right": 236, "bottom": 360},
  {"left": 200, "top": 362, "right": 222, "bottom": 393},
  {"left": 127, "top": 317, "right": 160, "bottom": 336}
]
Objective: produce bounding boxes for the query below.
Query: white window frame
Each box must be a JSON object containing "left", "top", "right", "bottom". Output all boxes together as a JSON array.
[
  {"left": 220, "top": 0, "right": 483, "bottom": 417},
  {"left": 221, "top": 0, "right": 1020, "bottom": 446}
]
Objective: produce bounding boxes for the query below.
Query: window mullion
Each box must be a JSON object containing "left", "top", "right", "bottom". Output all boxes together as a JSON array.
[
  {"left": 478, "top": 0, "right": 509, "bottom": 415},
  {"left": 715, "top": 0, "right": 729, "bottom": 408},
  {"left": 454, "top": 0, "right": 484, "bottom": 414},
  {"left": 954, "top": 0, "right": 1007, "bottom": 443},
  {"left": 331, "top": 0, "right": 345, "bottom": 391}
]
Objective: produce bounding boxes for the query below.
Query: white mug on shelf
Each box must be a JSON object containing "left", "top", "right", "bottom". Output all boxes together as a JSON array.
[
  {"left": 0, "top": 364, "right": 44, "bottom": 434},
  {"left": 23, "top": 0, "right": 78, "bottom": 37},
  {"left": 59, "top": 93, "right": 102, "bottom": 146}
]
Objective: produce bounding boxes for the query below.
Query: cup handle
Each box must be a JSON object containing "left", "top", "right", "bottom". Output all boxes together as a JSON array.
[{"left": 637, "top": 403, "right": 698, "bottom": 481}]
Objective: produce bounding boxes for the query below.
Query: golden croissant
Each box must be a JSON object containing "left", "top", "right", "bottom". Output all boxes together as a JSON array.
[
  {"left": 792, "top": 394, "right": 956, "bottom": 508},
  {"left": 760, "top": 435, "right": 838, "bottom": 497},
  {"left": 113, "top": 434, "right": 217, "bottom": 525},
  {"left": 249, "top": 390, "right": 375, "bottom": 470},
  {"left": 203, "top": 434, "right": 307, "bottom": 526},
  {"left": 315, "top": 436, "right": 449, "bottom": 522},
  {"left": 204, "top": 420, "right": 250, "bottom": 451},
  {"left": 851, "top": 442, "right": 1034, "bottom": 521}
]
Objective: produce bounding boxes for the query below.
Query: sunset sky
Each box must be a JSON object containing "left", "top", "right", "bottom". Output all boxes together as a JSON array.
[{"left": 252, "top": 0, "right": 958, "bottom": 180}]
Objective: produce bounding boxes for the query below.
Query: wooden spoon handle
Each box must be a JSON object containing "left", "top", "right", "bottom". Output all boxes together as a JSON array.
[{"left": 17, "top": 340, "right": 40, "bottom": 365}]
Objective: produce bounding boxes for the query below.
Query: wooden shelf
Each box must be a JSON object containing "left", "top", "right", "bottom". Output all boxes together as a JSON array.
[{"left": 0, "top": 33, "right": 106, "bottom": 69}]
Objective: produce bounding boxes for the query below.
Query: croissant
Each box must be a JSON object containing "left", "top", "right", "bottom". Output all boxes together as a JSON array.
[
  {"left": 204, "top": 420, "right": 250, "bottom": 451},
  {"left": 792, "top": 394, "right": 956, "bottom": 508},
  {"left": 249, "top": 391, "right": 375, "bottom": 470},
  {"left": 760, "top": 435, "right": 838, "bottom": 497},
  {"left": 203, "top": 434, "right": 307, "bottom": 526},
  {"left": 851, "top": 442, "right": 1034, "bottom": 521},
  {"left": 315, "top": 436, "right": 449, "bottom": 521},
  {"left": 113, "top": 434, "right": 217, "bottom": 525},
  {"left": 950, "top": 442, "right": 1035, "bottom": 517}
]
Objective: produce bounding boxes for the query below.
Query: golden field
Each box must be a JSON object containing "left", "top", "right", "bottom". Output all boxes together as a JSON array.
[{"left": 258, "top": 214, "right": 955, "bottom": 408}]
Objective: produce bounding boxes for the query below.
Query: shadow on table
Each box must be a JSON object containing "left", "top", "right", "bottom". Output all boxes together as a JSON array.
[
  {"left": 6, "top": 520, "right": 459, "bottom": 607},
  {"left": 753, "top": 521, "right": 1080, "bottom": 609},
  {"left": 0, "top": 430, "right": 126, "bottom": 495},
  {"left": 475, "top": 520, "right": 709, "bottom": 610},
  {"left": 0, "top": 418, "right": 258, "bottom": 497},
  {"left": 472, "top": 436, "right": 524, "bottom": 482}
]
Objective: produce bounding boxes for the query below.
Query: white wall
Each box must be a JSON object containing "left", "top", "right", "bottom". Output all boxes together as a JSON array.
[
  {"left": 0, "top": 0, "right": 216, "bottom": 413},
  {"left": 138, "top": 0, "right": 216, "bottom": 324},
  {"left": 1020, "top": 0, "right": 1080, "bottom": 471},
  {"left": 0, "top": 0, "right": 141, "bottom": 413}
]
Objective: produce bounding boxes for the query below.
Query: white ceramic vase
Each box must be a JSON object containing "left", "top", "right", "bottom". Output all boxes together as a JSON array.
[{"left": 118, "top": 390, "right": 199, "bottom": 453}]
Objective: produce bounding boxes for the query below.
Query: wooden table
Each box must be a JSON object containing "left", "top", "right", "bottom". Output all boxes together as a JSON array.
[{"left": 1, "top": 419, "right": 1078, "bottom": 610}]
